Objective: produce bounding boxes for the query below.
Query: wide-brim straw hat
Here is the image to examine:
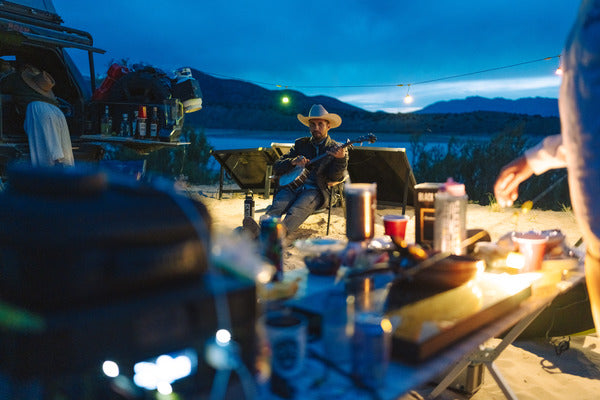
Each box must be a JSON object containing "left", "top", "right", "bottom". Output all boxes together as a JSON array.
[
  {"left": 21, "top": 69, "right": 56, "bottom": 100},
  {"left": 297, "top": 104, "right": 341, "bottom": 129}
]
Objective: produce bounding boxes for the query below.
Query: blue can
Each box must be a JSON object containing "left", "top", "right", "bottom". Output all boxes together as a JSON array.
[
  {"left": 259, "top": 216, "right": 284, "bottom": 282},
  {"left": 352, "top": 312, "right": 391, "bottom": 389}
]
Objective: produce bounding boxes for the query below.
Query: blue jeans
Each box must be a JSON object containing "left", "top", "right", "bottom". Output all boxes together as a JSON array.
[{"left": 263, "top": 186, "right": 323, "bottom": 233}]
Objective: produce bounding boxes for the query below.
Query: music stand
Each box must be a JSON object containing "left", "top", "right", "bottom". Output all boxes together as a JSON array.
[
  {"left": 347, "top": 146, "right": 416, "bottom": 213},
  {"left": 210, "top": 147, "right": 280, "bottom": 199}
]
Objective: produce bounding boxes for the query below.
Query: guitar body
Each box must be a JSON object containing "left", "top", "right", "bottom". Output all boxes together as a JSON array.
[
  {"left": 275, "top": 133, "right": 377, "bottom": 191},
  {"left": 277, "top": 166, "right": 309, "bottom": 191}
]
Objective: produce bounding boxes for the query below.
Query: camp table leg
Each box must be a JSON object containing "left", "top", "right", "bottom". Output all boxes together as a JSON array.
[{"left": 218, "top": 165, "right": 224, "bottom": 200}]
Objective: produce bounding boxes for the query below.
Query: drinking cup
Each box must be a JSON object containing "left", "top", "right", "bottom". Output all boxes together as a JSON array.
[
  {"left": 383, "top": 214, "right": 409, "bottom": 240},
  {"left": 264, "top": 311, "right": 307, "bottom": 378},
  {"left": 512, "top": 231, "right": 548, "bottom": 272}
]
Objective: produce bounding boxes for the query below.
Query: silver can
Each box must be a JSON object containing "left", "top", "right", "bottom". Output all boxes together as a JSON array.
[{"left": 345, "top": 183, "right": 377, "bottom": 241}]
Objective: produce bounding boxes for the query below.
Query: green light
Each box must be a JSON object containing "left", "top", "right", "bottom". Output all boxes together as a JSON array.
[{"left": 281, "top": 96, "right": 289, "bottom": 104}]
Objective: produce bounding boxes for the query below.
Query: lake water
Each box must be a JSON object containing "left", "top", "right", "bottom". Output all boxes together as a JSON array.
[{"left": 204, "top": 128, "right": 544, "bottom": 171}]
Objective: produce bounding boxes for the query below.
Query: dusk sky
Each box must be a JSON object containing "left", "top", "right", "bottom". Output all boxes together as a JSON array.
[{"left": 53, "top": 0, "right": 581, "bottom": 113}]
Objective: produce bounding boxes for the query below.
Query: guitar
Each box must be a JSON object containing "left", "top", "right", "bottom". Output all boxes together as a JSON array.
[{"left": 277, "top": 133, "right": 377, "bottom": 190}]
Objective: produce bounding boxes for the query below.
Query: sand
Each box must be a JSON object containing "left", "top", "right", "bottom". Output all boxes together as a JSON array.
[{"left": 188, "top": 183, "right": 600, "bottom": 400}]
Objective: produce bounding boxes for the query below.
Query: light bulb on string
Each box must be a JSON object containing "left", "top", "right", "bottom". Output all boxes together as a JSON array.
[
  {"left": 403, "top": 84, "right": 414, "bottom": 104},
  {"left": 555, "top": 63, "right": 563, "bottom": 76}
]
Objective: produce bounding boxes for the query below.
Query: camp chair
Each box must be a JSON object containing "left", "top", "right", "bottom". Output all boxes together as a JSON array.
[{"left": 325, "top": 176, "right": 347, "bottom": 235}]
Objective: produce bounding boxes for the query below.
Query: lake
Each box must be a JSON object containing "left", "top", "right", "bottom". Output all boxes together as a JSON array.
[
  {"left": 203, "top": 128, "right": 508, "bottom": 169},
  {"left": 203, "top": 128, "right": 546, "bottom": 172}
]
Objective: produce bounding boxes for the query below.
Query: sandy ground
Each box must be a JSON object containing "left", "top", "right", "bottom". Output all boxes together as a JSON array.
[{"left": 188, "top": 183, "right": 600, "bottom": 400}]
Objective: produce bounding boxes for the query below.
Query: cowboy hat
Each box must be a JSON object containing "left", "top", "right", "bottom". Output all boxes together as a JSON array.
[
  {"left": 21, "top": 69, "right": 56, "bottom": 99},
  {"left": 297, "top": 104, "right": 342, "bottom": 129}
]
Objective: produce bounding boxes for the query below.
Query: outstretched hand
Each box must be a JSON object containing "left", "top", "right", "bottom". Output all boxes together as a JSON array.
[{"left": 494, "top": 155, "right": 534, "bottom": 208}]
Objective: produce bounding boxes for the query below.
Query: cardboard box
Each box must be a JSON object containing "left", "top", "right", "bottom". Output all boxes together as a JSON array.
[{"left": 414, "top": 182, "right": 443, "bottom": 248}]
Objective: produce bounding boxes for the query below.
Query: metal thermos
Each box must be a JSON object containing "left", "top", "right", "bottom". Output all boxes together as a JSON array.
[
  {"left": 345, "top": 183, "right": 377, "bottom": 241},
  {"left": 244, "top": 191, "right": 255, "bottom": 219},
  {"left": 433, "top": 178, "right": 468, "bottom": 255}
]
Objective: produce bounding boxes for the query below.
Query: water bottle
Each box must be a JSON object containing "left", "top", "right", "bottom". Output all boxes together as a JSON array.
[
  {"left": 433, "top": 178, "right": 468, "bottom": 255},
  {"left": 244, "top": 191, "right": 255, "bottom": 219}
]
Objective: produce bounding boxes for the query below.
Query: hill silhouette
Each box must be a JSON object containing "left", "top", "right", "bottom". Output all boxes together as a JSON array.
[
  {"left": 418, "top": 96, "right": 559, "bottom": 117},
  {"left": 185, "top": 69, "right": 560, "bottom": 136}
]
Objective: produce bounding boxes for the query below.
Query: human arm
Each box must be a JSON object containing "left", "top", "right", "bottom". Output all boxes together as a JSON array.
[
  {"left": 493, "top": 135, "right": 566, "bottom": 207},
  {"left": 324, "top": 142, "right": 348, "bottom": 183},
  {"left": 272, "top": 138, "right": 310, "bottom": 176}
]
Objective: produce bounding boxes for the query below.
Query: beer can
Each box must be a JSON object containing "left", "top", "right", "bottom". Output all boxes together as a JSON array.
[
  {"left": 260, "top": 216, "right": 284, "bottom": 281},
  {"left": 352, "top": 312, "right": 391, "bottom": 389}
]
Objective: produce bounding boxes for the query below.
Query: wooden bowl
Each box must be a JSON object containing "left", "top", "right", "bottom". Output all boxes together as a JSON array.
[{"left": 412, "top": 254, "right": 481, "bottom": 289}]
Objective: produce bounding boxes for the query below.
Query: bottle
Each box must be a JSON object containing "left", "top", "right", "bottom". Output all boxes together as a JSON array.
[
  {"left": 149, "top": 106, "right": 159, "bottom": 139},
  {"left": 244, "top": 191, "right": 255, "bottom": 219},
  {"left": 131, "top": 110, "right": 138, "bottom": 138},
  {"left": 433, "top": 178, "right": 468, "bottom": 255},
  {"left": 138, "top": 106, "right": 147, "bottom": 139},
  {"left": 100, "top": 105, "right": 112, "bottom": 136},
  {"left": 119, "top": 113, "right": 131, "bottom": 137}
]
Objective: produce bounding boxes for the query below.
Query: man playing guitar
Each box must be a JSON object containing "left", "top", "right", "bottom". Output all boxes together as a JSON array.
[{"left": 243, "top": 104, "right": 348, "bottom": 238}]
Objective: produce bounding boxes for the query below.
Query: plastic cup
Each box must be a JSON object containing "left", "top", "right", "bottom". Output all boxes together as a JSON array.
[
  {"left": 512, "top": 232, "right": 549, "bottom": 272},
  {"left": 383, "top": 214, "right": 409, "bottom": 240}
]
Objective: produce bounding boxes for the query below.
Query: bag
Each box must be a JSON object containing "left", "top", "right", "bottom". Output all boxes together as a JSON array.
[{"left": 91, "top": 63, "right": 130, "bottom": 101}]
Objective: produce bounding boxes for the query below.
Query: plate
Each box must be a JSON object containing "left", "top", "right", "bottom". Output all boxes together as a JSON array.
[{"left": 294, "top": 237, "right": 347, "bottom": 255}]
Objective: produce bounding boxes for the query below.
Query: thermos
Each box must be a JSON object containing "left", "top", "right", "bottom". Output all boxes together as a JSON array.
[
  {"left": 244, "top": 191, "right": 255, "bottom": 219},
  {"left": 345, "top": 183, "right": 377, "bottom": 242},
  {"left": 433, "top": 178, "right": 468, "bottom": 255}
]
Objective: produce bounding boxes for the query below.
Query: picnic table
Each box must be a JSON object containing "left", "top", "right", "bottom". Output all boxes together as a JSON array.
[{"left": 262, "top": 255, "right": 586, "bottom": 399}]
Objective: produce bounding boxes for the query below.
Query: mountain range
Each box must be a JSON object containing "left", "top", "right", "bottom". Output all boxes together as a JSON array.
[
  {"left": 185, "top": 69, "right": 560, "bottom": 136},
  {"left": 417, "top": 96, "right": 559, "bottom": 117}
]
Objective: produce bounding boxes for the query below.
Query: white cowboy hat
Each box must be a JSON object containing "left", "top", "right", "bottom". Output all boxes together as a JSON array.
[
  {"left": 21, "top": 69, "right": 56, "bottom": 99},
  {"left": 297, "top": 104, "right": 342, "bottom": 129}
]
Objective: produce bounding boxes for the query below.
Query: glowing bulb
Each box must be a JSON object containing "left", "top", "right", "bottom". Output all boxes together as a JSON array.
[
  {"left": 102, "top": 360, "right": 120, "bottom": 378},
  {"left": 281, "top": 96, "right": 289, "bottom": 104},
  {"left": 216, "top": 329, "right": 231, "bottom": 345},
  {"left": 555, "top": 67, "right": 563, "bottom": 76},
  {"left": 404, "top": 94, "right": 414, "bottom": 104},
  {"left": 157, "top": 382, "right": 173, "bottom": 395}
]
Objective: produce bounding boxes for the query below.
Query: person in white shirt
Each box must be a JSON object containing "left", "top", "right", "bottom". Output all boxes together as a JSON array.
[{"left": 494, "top": 0, "right": 600, "bottom": 335}]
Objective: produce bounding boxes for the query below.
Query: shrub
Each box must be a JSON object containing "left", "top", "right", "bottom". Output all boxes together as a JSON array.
[{"left": 412, "top": 126, "right": 571, "bottom": 211}]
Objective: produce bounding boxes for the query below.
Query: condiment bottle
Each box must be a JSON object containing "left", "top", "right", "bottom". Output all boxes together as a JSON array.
[
  {"left": 100, "top": 105, "right": 112, "bottom": 136},
  {"left": 119, "top": 113, "right": 131, "bottom": 137},
  {"left": 149, "top": 106, "right": 159, "bottom": 139},
  {"left": 137, "top": 106, "right": 147, "bottom": 139},
  {"left": 433, "top": 178, "right": 468, "bottom": 255}
]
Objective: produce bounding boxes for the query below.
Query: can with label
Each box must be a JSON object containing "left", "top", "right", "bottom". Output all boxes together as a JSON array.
[
  {"left": 352, "top": 312, "right": 391, "bottom": 389},
  {"left": 260, "top": 216, "right": 284, "bottom": 281}
]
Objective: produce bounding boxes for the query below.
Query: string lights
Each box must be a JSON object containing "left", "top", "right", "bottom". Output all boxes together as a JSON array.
[{"left": 203, "top": 54, "right": 562, "bottom": 106}]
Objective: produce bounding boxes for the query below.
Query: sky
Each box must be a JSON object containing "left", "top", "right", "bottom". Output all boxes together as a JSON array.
[{"left": 52, "top": 0, "right": 581, "bottom": 113}]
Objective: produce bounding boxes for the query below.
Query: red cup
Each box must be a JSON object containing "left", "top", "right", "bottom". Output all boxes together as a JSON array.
[
  {"left": 512, "top": 231, "right": 548, "bottom": 272},
  {"left": 383, "top": 215, "right": 409, "bottom": 240}
]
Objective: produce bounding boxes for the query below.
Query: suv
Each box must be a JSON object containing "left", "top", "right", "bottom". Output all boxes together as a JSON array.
[{"left": 0, "top": 0, "right": 201, "bottom": 174}]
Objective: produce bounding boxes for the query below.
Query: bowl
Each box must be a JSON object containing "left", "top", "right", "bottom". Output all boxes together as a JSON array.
[
  {"left": 294, "top": 237, "right": 346, "bottom": 255},
  {"left": 304, "top": 251, "right": 342, "bottom": 276},
  {"left": 412, "top": 254, "right": 481, "bottom": 289},
  {"left": 541, "top": 229, "right": 566, "bottom": 252}
]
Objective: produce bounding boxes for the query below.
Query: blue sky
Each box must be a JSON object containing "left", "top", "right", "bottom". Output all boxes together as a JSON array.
[{"left": 54, "top": 0, "right": 580, "bottom": 113}]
